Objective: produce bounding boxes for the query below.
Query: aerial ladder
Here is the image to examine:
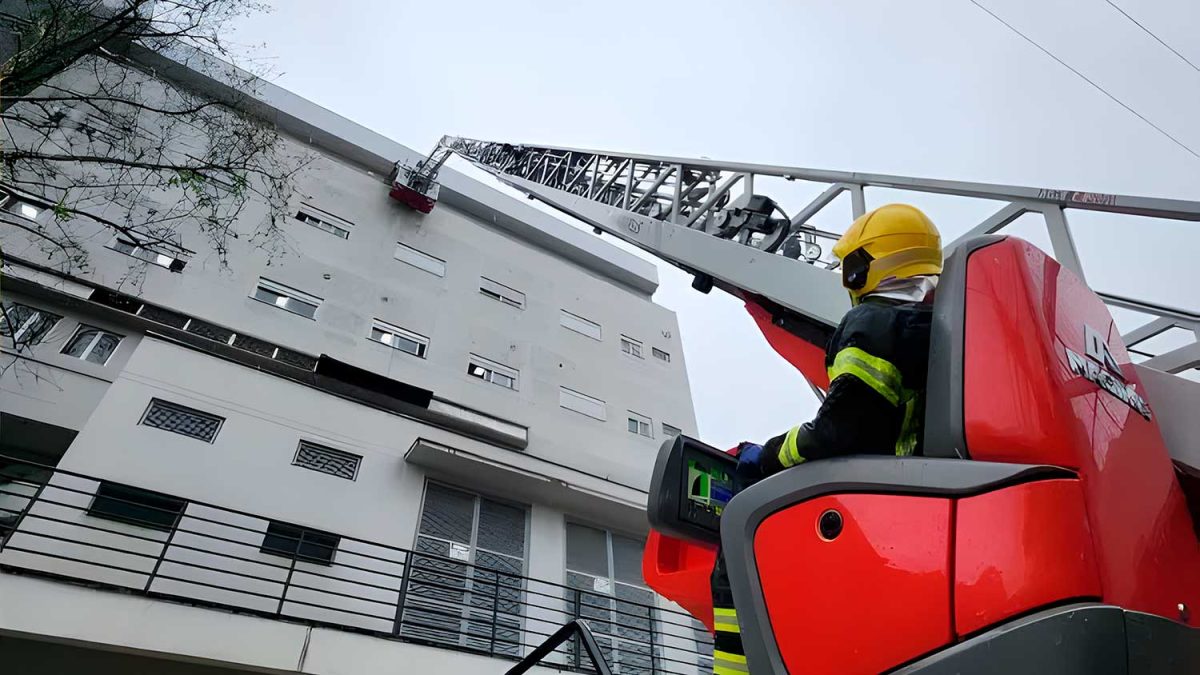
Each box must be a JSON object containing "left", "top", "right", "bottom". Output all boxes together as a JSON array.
[{"left": 392, "top": 139, "right": 1200, "bottom": 673}]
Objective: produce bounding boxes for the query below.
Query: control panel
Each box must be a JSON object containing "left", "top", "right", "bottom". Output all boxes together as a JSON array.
[{"left": 648, "top": 435, "right": 738, "bottom": 546}]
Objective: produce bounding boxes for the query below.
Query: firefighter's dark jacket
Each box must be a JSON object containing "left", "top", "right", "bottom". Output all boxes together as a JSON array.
[{"left": 761, "top": 294, "right": 933, "bottom": 475}]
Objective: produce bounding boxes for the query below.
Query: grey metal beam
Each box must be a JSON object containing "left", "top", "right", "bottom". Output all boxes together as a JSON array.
[
  {"left": 437, "top": 135, "right": 1200, "bottom": 405},
  {"left": 787, "top": 184, "right": 847, "bottom": 230},
  {"left": 496, "top": 173, "right": 849, "bottom": 327},
  {"left": 1098, "top": 292, "right": 1200, "bottom": 325},
  {"left": 1042, "top": 207, "right": 1086, "bottom": 281},
  {"left": 1121, "top": 316, "right": 1177, "bottom": 348},
  {"left": 671, "top": 164, "right": 683, "bottom": 224},
  {"left": 445, "top": 138, "right": 1200, "bottom": 221},
  {"left": 945, "top": 202, "right": 1027, "bottom": 254},
  {"left": 849, "top": 184, "right": 866, "bottom": 218},
  {"left": 629, "top": 165, "right": 674, "bottom": 212},
  {"left": 1142, "top": 343, "right": 1200, "bottom": 374},
  {"left": 683, "top": 173, "right": 745, "bottom": 228}
]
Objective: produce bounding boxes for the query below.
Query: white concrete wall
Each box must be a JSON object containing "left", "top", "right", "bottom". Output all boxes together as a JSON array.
[
  {"left": 1, "top": 102, "right": 697, "bottom": 492},
  {"left": 1, "top": 336, "right": 686, "bottom": 664},
  {"left": 0, "top": 52, "right": 706, "bottom": 675},
  {"left": 0, "top": 574, "right": 568, "bottom": 675}
]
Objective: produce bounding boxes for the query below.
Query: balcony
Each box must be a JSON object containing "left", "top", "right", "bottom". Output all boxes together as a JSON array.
[{"left": 0, "top": 458, "right": 712, "bottom": 674}]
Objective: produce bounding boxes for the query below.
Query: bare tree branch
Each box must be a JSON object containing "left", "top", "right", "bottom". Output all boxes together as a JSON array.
[{"left": 0, "top": 1, "right": 309, "bottom": 273}]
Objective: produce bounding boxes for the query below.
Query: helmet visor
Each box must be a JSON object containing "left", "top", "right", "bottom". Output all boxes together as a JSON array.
[{"left": 841, "top": 247, "right": 873, "bottom": 291}]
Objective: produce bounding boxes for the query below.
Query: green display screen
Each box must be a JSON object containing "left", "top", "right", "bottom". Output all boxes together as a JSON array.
[{"left": 687, "top": 458, "right": 734, "bottom": 515}]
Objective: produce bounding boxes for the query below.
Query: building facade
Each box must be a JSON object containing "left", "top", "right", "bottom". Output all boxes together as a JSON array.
[{"left": 0, "top": 43, "right": 709, "bottom": 675}]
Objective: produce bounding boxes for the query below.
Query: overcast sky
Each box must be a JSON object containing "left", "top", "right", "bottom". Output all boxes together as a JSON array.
[{"left": 233, "top": 0, "right": 1199, "bottom": 449}]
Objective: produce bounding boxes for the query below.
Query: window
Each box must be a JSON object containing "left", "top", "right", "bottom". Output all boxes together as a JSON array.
[
  {"left": 467, "top": 354, "right": 518, "bottom": 391},
  {"left": 627, "top": 412, "right": 653, "bottom": 438},
  {"left": 295, "top": 205, "right": 351, "bottom": 239},
  {"left": 368, "top": 319, "right": 428, "bottom": 358},
  {"left": 560, "top": 387, "right": 606, "bottom": 421},
  {"left": 652, "top": 347, "right": 670, "bottom": 363},
  {"left": 394, "top": 242, "right": 446, "bottom": 277},
  {"left": 560, "top": 310, "right": 601, "bottom": 341},
  {"left": 662, "top": 423, "right": 682, "bottom": 438},
  {"left": 252, "top": 278, "right": 322, "bottom": 319},
  {"left": 0, "top": 301, "right": 61, "bottom": 345},
  {"left": 620, "top": 335, "right": 643, "bottom": 359},
  {"left": 565, "top": 524, "right": 656, "bottom": 673},
  {"left": 401, "top": 483, "right": 527, "bottom": 656},
  {"left": 62, "top": 325, "right": 122, "bottom": 365},
  {"left": 3, "top": 198, "right": 41, "bottom": 220},
  {"left": 140, "top": 399, "right": 224, "bottom": 443},
  {"left": 88, "top": 482, "right": 186, "bottom": 531},
  {"left": 260, "top": 521, "right": 340, "bottom": 565},
  {"left": 108, "top": 238, "right": 186, "bottom": 271},
  {"left": 479, "top": 277, "right": 525, "bottom": 309},
  {"left": 293, "top": 441, "right": 361, "bottom": 481}
]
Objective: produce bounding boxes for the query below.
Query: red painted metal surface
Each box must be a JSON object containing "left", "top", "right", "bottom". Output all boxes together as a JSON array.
[
  {"left": 745, "top": 299, "right": 831, "bottom": 389},
  {"left": 642, "top": 530, "right": 718, "bottom": 632},
  {"left": 961, "top": 238, "right": 1200, "bottom": 625},
  {"left": 755, "top": 494, "right": 953, "bottom": 674},
  {"left": 389, "top": 182, "right": 437, "bottom": 213},
  {"left": 955, "top": 478, "right": 1101, "bottom": 635}
]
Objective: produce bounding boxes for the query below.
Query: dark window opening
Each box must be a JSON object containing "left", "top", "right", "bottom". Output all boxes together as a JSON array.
[
  {"left": 88, "top": 482, "right": 186, "bottom": 531},
  {"left": 261, "top": 520, "right": 340, "bottom": 565}
]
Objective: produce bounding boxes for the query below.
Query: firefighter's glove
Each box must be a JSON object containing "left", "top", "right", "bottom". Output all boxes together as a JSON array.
[{"left": 734, "top": 442, "right": 768, "bottom": 492}]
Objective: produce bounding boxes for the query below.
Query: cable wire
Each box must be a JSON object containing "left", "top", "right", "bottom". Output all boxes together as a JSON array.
[
  {"left": 969, "top": 0, "right": 1200, "bottom": 160},
  {"left": 1105, "top": 0, "right": 1200, "bottom": 75}
]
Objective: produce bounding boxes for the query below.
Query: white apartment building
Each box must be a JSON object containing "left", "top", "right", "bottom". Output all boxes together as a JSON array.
[{"left": 0, "top": 39, "right": 710, "bottom": 675}]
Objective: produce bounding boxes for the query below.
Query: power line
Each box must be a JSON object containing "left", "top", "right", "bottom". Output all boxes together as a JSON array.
[
  {"left": 969, "top": 0, "right": 1200, "bottom": 161},
  {"left": 1105, "top": 0, "right": 1200, "bottom": 75}
]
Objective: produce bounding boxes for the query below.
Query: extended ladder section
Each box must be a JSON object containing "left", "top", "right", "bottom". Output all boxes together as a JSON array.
[{"left": 421, "top": 136, "right": 1200, "bottom": 473}]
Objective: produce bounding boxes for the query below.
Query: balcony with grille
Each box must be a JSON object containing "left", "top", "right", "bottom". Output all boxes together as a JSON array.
[{"left": 0, "top": 458, "right": 713, "bottom": 674}]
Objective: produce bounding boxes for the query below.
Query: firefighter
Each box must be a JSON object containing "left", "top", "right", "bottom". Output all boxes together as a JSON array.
[{"left": 710, "top": 203, "right": 942, "bottom": 675}]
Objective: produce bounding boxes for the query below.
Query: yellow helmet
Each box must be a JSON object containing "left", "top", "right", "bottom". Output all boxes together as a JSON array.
[{"left": 832, "top": 203, "right": 942, "bottom": 301}]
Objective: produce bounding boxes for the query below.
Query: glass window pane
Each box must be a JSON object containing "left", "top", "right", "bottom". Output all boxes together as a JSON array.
[
  {"left": 1, "top": 302, "right": 35, "bottom": 335},
  {"left": 477, "top": 499, "right": 525, "bottom": 557},
  {"left": 63, "top": 328, "right": 99, "bottom": 357},
  {"left": 561, "top": 388, "right": 606, "bottom": 420},
  {"left": 560, "top": 310, "right": 601, "bottom": 340},
  {"left": 394, "top": 335, "right": 420, "bottom": 355},
  {"left": 419, "top": 483, "right": 475, "bottom": 544},
  {"left": 612, "top": 535, "right": 645, "bottom": 584},
  {"left": 289, "top": 299, "right": 318, "bottom": 319},
  {"left": 254, "top": 288, "right": 284, "bottom": 305},
  {"left": 88, "top": 482, "right": 185, "bottom": 531},
  {"left": 86, "top": 333, "right": 120, "bottom": 364},
  {"left": 627, "top": 418, "right": 639, "bottom": 433},
  {"left": 395, "top": 242, "right": 446, "bottom": 277},
  {"left": 566, "top": 523, "right": 609, "bottom": 577},
  {"left": 25, "top": 312, "right": 60, "bottom": 343}
]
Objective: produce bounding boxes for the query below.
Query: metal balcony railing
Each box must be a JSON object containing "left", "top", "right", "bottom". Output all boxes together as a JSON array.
[{"left": 0, "top": 457, "right": 713, "bottom": 674}]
